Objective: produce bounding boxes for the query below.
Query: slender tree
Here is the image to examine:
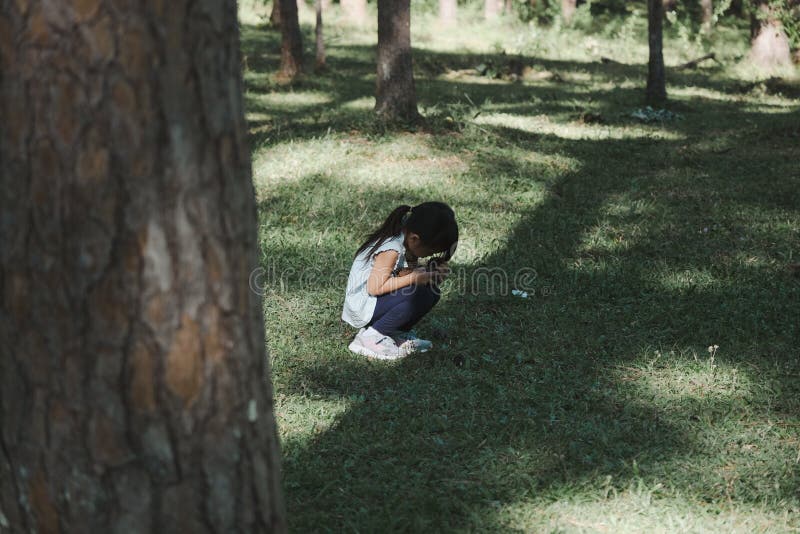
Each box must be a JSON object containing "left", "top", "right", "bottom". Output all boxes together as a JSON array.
[
  {"left": 748, "top": 0, "right": 791, "bottom": 68},
  {"left": 701, "top": 0, "right": 714, "bottom": 27},
  {"left": 562, "top": 0, "right": 577, "bottom": 22},
  {"left": 341, "top": 0, "right": 368, "bottom": 25},
  {"left": 647, "top": 0, "right": 668, "bottom": 104},
  {"left": 316, "top": 0, "right": 327, "bottom": 70},
  {"left": 439, "top": 0, "right": 458, "bottom": 26},
  {"left": 279, "top": 0, "right": 304, "bottom": 79},
  {"left": 271, "top": 0, "right": 282, "bottom": 27},
  {"left": 376, "top": 0, "right": 420, "bottom": 120},
  {"left": 0, "top": 0, "right": 287, "bottom": 531}
]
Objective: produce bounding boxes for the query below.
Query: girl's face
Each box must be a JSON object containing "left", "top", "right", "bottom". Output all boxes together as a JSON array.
[{"left": 404, "top": 232, "right": 439, "bottom": 258}]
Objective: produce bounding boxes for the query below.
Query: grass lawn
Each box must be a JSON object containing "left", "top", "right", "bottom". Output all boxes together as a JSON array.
[{"left": 240, "top": 2, "right": 800, "bottom": 531}]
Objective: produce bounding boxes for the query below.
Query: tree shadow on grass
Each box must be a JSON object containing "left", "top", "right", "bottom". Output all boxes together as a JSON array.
[
  {"left": 243, "top": 21, "right": 800, "bottom": 529},
  {"left": 258, "top": 112, "right": 798, "bottom": 530}
]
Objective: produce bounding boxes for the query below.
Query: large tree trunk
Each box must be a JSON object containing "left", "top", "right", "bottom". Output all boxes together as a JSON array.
[
  {"left": 316, "top": 0, "right": 327, "bottom": 71},
  {"left": 439, "top": 0, "right": 458, "bottom": 26},
  {"left": 562, "top": 0, "right": 577, "bottom": 22},
  {"left": 647, "top": 0, "right": 668, "bottom": 104},
  {"left": 341, "top": 0, "right": 368, "bottom": 26},
  {"left": 748, "top": 1, "right": 792, "bottom": 68},
  {"left": 376, "top": 0, "right": 419, "bottom": 121},
  {"left": 0, "top": 1, "right": 287, "bottom": 532},
  {"left": 271, "top": 0, "right": 282, "bottom": 27},
  {"left": 279, "top": 0, "right": 304, "bottom": 79}
]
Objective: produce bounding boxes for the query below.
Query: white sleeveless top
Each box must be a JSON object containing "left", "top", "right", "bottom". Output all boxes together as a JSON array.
[{"left": 341, "top": 232, "right": 407, "bottom": 327}]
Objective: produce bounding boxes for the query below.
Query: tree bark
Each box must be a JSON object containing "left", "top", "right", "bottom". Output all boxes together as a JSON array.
[
  {"left": 376, "top": 0, "right": 419, "bottom": 121},
  {"left": 647, "top": 0, "right": 668, "bottom": 104},
  {"left": 562, "top": 0, "right": 577, "bottom": 22},
  {"left": 0, "top": 1, "right": 287, "bottom": 532},
  {"left": 341, "top": 0, "right": 368, "bottom": 26},
  {"left": 279, "top": 0, "right": 304, "bottom": 79},
  {"left": 316, "top": 0, "right": 327, "bottom": 70},
  {"left": 271, "top": 0, "right": 282, "bottom": 27},
  {"left": 439, "top": 0, "right": 458, "bottom": 26},
  {"left": 701, "top": 0, "right": 713, "bottom": 27},
  {"left": 748, "top": 1, "right": 792, "bottom": 68}
]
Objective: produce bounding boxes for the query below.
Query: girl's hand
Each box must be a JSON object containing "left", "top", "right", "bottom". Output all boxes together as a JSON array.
[
  {"left": 412, "top": 263, "right": 451, "bottom": 285},
  {"left": 410, "top": 267, "right": 437, "bottom": 285}
]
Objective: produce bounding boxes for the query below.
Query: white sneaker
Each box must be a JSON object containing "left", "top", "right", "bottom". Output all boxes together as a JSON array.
[
  {"left": 348, "top": 329, "right": 404, "bottom": 360},
  {"left": 392, "top": 331, "right": 433, "bottom": 354}
]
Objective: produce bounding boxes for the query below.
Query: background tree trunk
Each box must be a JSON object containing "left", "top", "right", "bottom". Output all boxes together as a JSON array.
[
  {"left": 341, "top": 0, "right": 368, "bottom": 26},
  {"left": 701, "top": 0, "right": 713, "bottom": 27},
  {"left": 279, "top": 0, "right": 304, "bottom": 79},
  {"left": 647, "top": 0, "right": 668, "bottom": 104},
  {"left": 662, "top": 0, "right": 677, "bottom": 12},
  {"left": 748, "top": 0, "right": 792, "bottom": 68},
  {"left": 271, "top": 0, "right": 282, "bottom": 27},
  {"left": 562, "top": 0, "right": 577, "bottom": 22},
  {"left": 0, "top": 0, "right": 287, "bottom": 531},
  {"left": 485, "top": 0, "right": 503, "bottom": 19},
  {"left": 376, "top": 0, "right": 419, "bottom": 120},
  {"left": 316, "top": 0, "right": 327, "bottom": 70},
  {"left": 439, "top": 0, "right": 458, "bottom": 26}
]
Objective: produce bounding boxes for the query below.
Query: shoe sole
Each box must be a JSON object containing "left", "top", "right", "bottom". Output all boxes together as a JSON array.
[{"left": 348, "top": 339, "right": 404, "bottom": 361}]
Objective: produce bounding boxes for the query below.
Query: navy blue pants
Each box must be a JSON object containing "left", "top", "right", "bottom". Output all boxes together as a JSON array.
[{"left": 368, "top": 284, "right": 441, "bottom": 335}]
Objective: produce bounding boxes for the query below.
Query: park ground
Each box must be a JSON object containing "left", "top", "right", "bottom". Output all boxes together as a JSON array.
[{"left": 240, "top": 2, "right": 800, "bottom": 532}]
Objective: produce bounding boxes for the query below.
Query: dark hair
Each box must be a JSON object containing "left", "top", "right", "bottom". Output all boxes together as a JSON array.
[{"left": 356, "top": 202, "right": 459, "bottom": 261}]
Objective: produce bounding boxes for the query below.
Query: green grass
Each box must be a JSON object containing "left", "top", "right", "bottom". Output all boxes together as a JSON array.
[{"left": 240, "top": 2, "right": 800, "bottom": 531}]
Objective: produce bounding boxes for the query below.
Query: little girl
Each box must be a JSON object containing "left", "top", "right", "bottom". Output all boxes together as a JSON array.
[{"left": 342, "top": 202, "right": 458, "bottom": 360}]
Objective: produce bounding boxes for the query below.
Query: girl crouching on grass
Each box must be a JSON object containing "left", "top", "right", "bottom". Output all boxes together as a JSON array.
[{"left": 342, "top": 202, "right": 458, "bottom": 360}]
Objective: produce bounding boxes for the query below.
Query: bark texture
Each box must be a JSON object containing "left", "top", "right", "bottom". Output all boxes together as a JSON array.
[
  {"left": 279, "top": 0, "right": 304, "bottom": 79},
  {"left": 0, "top": 1, "right": 287, "bottom": 532},
  {"left": 316, "top": 0, "right": 326, "bottom": 70},
  {"left": 647, "top": 0, "right": 668, "bottom": 104},
  {"left": 439, "top": 0, "right": 458, "bottom": 26},
  {"left": 271, "top": 0, "right": 282, "bottom": 28},
  {"left": 749, "top": 1, "right": 792, "bottom": 68},
  {"left": 375, "top": 0, "right": 419, "bottom": 121}
]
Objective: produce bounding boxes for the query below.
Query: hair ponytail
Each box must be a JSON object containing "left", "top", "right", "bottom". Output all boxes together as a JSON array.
[
  {"left": 355, "top": 202, "right": 458, "bottom": 262},
  {"left": 355, "top": 205, "right": 412, "bottom": 259}
]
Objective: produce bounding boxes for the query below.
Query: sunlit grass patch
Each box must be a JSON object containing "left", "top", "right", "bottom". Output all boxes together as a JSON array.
[
  {"left": 247, "top": 90, "right": 333, "bottom": 112},
  {"left": 275, "top": 394, "right": 353, "bottom": 446},
  {"left": 339, "top": 96, "right": 374, "bottom": 110},
  {"left": 475, "top": 112, "right": 686, "bottom": 140},
  {"left": 655, "top": 266, "right": 722, "bottom": 293},
  {"left": 498, "top": 490, "right": 795, "bottom": 533},
  {"left": 253, "top": 134, "right": 470, "bottom": 192}
]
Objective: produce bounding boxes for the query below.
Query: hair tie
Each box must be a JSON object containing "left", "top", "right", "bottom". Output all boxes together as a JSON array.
[{"left": 401, "top": 208, "right": 412, "bottom": 225}]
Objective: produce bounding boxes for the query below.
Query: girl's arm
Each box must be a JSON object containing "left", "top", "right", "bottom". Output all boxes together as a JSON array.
[{"left": 366, "top": 251, "right": 434, "bottom": 296}]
